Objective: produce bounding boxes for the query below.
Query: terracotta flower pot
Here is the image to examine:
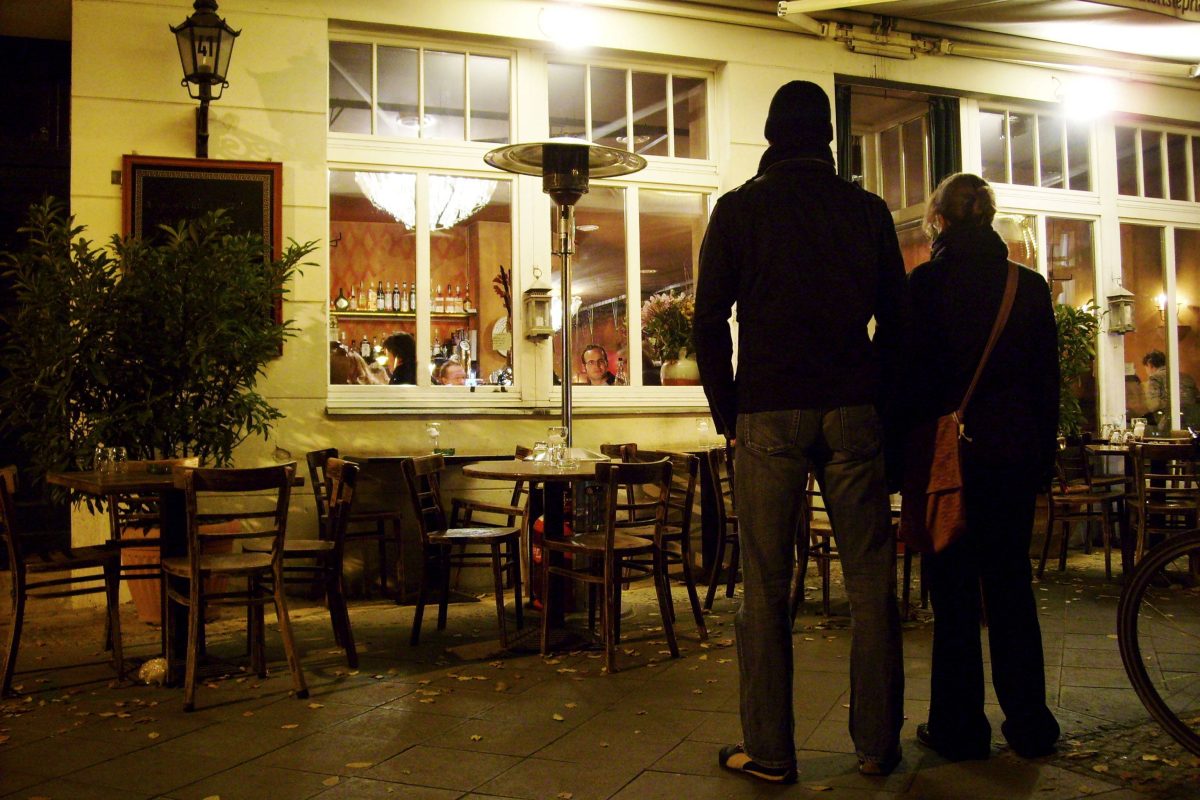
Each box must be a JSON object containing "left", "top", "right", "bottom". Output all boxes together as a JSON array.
[{"left": 118, "top": 522, "right": 240, "bottom": 624}]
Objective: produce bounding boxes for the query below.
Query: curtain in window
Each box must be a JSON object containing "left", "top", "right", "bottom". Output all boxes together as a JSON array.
[
  {"left": 928, "top": 96, "right": 961, "bottom": 187},
  {"left": 835, "top": 85, "right": 853, "bottom": 181}
]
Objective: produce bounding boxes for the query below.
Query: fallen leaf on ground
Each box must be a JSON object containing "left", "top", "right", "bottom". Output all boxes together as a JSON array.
[
  {"left": 552, "top": 713, "right": 565, "bottom": 721},
  {"left": 470, "top": 734, "right": 483, "bottom": 741},
  {"left": 281, "top": 723, "right": 300, "bottom": 729},
  {"left": 806, "top": 785, "right": 832, "bottom": 792},
  {"left": 345, "top": 761, "right": 373, "bottom": 769},
  {"left": 308, "top": 703, "right": 324, "bottom": 709},
  {"left": 322, "top": 777, "right": 339, "bottom": 786},
  {"left": 147, "top": 732, "right": 160, "bottom": 739}
]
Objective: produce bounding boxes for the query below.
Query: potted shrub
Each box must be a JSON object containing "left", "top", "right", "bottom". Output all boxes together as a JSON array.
[
  {"left": 1, "top": 199, "right": 316, "bottom": 620},
  {"left": 1056, "top": 301, "right": 1103, "bottom": 439}
]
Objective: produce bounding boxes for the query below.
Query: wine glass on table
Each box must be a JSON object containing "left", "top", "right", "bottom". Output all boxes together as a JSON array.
[
  {"left": 426, "top": 422, "right": 442, "bottom": 454},
  {"left": 546, "top": 426, "right": 568, "bottom": 467}
]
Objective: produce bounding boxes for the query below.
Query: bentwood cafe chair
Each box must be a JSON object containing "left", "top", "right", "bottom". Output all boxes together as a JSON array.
[
  {"left": 161, "top": 463, "right": 307, "bottom": 711},
  {"left": 1, "top": 465, "right": 125, "bottom": 696}
]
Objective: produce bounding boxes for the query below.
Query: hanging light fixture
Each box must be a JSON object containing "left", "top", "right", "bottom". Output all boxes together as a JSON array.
[
  {"left": 171, "top": 0, "right": 240, "bottom": 158},
  {"left": 354, "top": 172, "right": 498, "bottom": 230}
]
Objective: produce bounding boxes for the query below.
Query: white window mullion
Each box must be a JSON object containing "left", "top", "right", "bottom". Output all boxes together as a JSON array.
[
  {"left": 584, "top": 65, "right": 593, "bottom": 142},
  {"left": 1164, "top": 226, "right": 1181, "bottom": 427},
  {"left": 417, "top": 49, "right": 426, "bottom": 139},
  {"left": 415, "top": 172, "right": 432, "bottom": 387},
  {"left": 1135, "top": 128, "right": 1145, "bottom": 197},
  {"left": 370, "top": 43, "right": 379, "bottom": 136},
  {"left": 1004, "top": 112, "right": 1013, "bottom": 185},
  {"left": 626, "top": 186, "right": 642, "bottom": 386},
  {"left": 1032, "top": 114, "right": 1042, "bottom": 187},
  {"left": 463, "top": 52, "right": 472, "bottom": 141},
  {"left": 1189, "top": 135, "right": 1197, "bottom": 203},
  {"left": 666, "top": 73, "right": 676, "bottom": 159},
  {"left": 625, "top": 70, "right": 634, "bottom": 153}
]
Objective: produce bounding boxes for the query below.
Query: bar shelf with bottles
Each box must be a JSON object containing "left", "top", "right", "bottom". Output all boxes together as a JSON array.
[{"left": 333, "top": 310, "right": 477, "bottom": 321}]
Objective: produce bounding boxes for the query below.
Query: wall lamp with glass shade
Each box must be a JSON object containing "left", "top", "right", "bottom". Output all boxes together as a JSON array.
[
  {"left": 171, "top": 0, "right": 240, "bottom": 158},
  {"left": 1107, "top": 286, "right": 1135, "bottom": 334}
]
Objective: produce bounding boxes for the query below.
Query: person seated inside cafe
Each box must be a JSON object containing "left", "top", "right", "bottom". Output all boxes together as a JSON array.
[
  {"left": 436, "top": 358, "right": 468, "bottom": 386},
  {"left": 581, "top": 344, "right": 616, "bottom": 385},
  {"left": 330, "top": 341, "right": 375, "bottom": 385},
  {"left": 384, "top": 332, "right": 417, "bottom": 385}
]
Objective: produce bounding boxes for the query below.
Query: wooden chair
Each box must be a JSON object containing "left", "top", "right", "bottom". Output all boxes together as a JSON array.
[
  {"left": 703, "top": 445, "right": 739, "bottom": 610},
  {"left": 307, "top": 448, "right": 397, "bottom": 598},
  {"left": 610, "top": 449, "right": 708, "bottom": 640},
  {"left": 1128, "top": 441, "right": 1200, "bottom": 564},
  {"left": 1, "top": 465, "right": 124, "bottom": 696},
  {"left": 245, "top": 458, "right": 361, "bottom": 667},
  {"left": 540, "top": 458, "right": 679, "bottom": 673},
  {"left": 161, "top": 463, "right": 307, "bottom": 711},
  {"left": 1039, "top": 443, "right": 1124, "bottom": 580},
  {"left": 450, "top": 446, "right": 534, "bottom": 595},
  {"left": 400, "top": 455, "right": 523, "bottom": 648},
  {"left": 790, "top": 475, "right": 920, "bottom": 621}
]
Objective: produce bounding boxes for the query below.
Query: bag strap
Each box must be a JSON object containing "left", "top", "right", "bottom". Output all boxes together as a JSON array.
[{"left": 956, "top": 262, "right": 1019, "bottom": 423}]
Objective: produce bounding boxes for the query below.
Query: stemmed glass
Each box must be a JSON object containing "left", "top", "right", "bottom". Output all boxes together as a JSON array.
[{"left": 426, "top": 422, "right": 442, "bottom": 454}]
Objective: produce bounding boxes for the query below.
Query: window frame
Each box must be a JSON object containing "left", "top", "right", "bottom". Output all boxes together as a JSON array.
[
  {"left": 978, "top": 103, "right": 1095, "bottom": 194},
  {"left": 1114, "top": 120, "right": 1200, "bottom": 204}
]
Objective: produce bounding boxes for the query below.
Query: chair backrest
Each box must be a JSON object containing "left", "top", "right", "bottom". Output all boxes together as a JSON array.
[
  {"left": 600, "top": 442, "right": 643, "bottom": 522},
  {"left": 1131, "top": 442, "right": 1200, "bottom": 524},
  {"left": 324, "top": 457, "right": 360, "bottom": 550},
  {"left": 635, "top": 449, "right": 698, "bottom": 538},
  {"left": 177, "top": 463, "right": 295, "bottom": 571},
  {"left": 401, "top": 454, "right": 448, "bottom": 543},
  {"left": 596, "top": 458, "right": 672, "bottom": 549},
  {"left": 705, "top": 445, "right": 736, "bottom": 526},
  {"left": 107, "top": 457, "right": 200, "bottom": 539},
  {"left": 1054, "top": 441, "right": 1090, "bottom": 490},
  {"left": 306, "top": 447, "right": 339, "bottom": 532},
  {"left": 801, "top": 473, "right": 832, "bottom": 540},
  {"left": 0, "top": 466, "right": 24, "bottom": 568},
  {"left": 510, "top": 445, "right": 534, "bottom": 510}
]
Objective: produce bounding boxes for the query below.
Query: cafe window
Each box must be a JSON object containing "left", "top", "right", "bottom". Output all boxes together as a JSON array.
[
  {"left": 547, "top": 61, "right": 709, "bottom": 160},
  {"left": 329, "top": 40, "right": 511, "bottom": 143},
  {"left": 1115, "top": 124, "right": 1200, "bottom": 202},
  {"left": 551, "top": 186, "right": 711, "bottom": 387},
  {"left": 980, "top": 108, "right": 1092, "bottom": 191},
  {"left": 328, "top": 169, "right": 514, "bottom": 388}
]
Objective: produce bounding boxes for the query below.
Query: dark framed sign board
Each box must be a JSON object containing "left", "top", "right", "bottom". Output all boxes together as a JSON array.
[{"left": 122, "top": 155, "right": 284, "bottom": 323}]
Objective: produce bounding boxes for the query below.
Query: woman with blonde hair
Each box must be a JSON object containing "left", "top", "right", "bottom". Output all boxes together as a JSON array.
[{"left": 906, "top": 173, "right": 1060, "bottom": 761}]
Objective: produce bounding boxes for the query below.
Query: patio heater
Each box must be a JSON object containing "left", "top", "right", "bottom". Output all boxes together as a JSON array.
[{"left": 484, "top": 139, "right": 646, "bottom": 450}]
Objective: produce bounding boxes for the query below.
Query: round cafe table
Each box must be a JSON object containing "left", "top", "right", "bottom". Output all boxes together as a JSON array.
[{"left": 463, "top": 458, "right": 607, "bottom": 633}]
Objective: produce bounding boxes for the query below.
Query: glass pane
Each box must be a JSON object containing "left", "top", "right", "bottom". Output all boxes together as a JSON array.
[
  {"left": 1116, "top": 126, "right": 1138, "bottom": 196},
  {"left": 672, "top": 75, "right": 707, "bottom": 159},
  {"left": 879, "top": 126, "right": 902, "bottom": 211},
  {"left": 631, "top": 71, "right": 668, "bottom": 157},
  {"left": 902, "top": 118, "right": 926, "bottom": 207},
  {"left": 1143, "top": 130, "right": 1164, "bottom": 199},
  {"left": 1194, "top": 138, "right": 1200, "bottom": 202},
  {"left": 979, "top": 110, "right": 1006, "bottom": 184},
  {"left": 329, "top": 41, "right": 372, "bottom": 134},
  {"left": 1121, "top": 224, "right": 1167, "bottom": 426},
  {"left": 897, "top": 222, "right": 931, "bottom": 274},
  {"left": 328, "top": 170, "right": 418, "bottom": 386},
  {"left": 377, "top": 46, "right": 418, "bottom": 138},
  {"left": 994, "top": 213, "right": 1037, "bottom": 269},
  {"left": 1167, "top": 133, "right": 1189, "bottom": 201},
  {"left": 1176, "top": 229, "right": 1200, "bottom": 428},
  {"left": 548, "top": 62, "right": 585, "bottom": 139},
  {"left": 1066, "top": 119, "right": 1091, "bottom": 191},
  {"left": 424, "top": 50, "right": 465, "bottom": 141},
  {"left": 1008, "top": 112, "right": 1035, "bottom": 186},
  {"left": 429, "top": 175, "right": 511, "bottom": 386},
  {"left": 551, "top": 187, "right": 626, "bottom": 386},
  {"left": 469, "top": 55, "right": 509, "bottom": 144},
  {"left": 640, "top": 190, "right": 708, "bottom": 387},
  {"left": 1048, "top": 218, "right": 1098, "bottom": 433},
  {"left": 1039, "top": 115, "right": 1064, "bottom": 189},
  {"left": 591, "top": 66, "right": 627, "bottom": 150}
]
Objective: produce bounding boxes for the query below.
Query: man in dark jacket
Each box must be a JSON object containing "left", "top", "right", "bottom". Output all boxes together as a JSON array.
[{"left": 695, "top": 81, "right": 906, "bottom": 783}]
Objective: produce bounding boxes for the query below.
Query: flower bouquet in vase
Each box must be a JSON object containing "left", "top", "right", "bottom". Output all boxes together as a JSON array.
[{"left": 642, "top": 290, "right": 699, "bottom": 385}]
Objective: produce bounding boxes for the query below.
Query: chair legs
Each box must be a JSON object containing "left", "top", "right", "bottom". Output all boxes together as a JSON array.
[
  {"left": 704, "top": 531, "right": 738, "bottom": 610},
  {"left": 102, "top": 561, "right": 125, "bottom": 681},
  {"left": 673, "top": 538, "right": 708, "bottom": 640},
  {"left": 489, "top": 544, "right": 509, "bottom": 648},
  {"left": 325, "top": 566, "right": 357, "bottom": 668},
  {"left": 652, "top": 549, "right": 679, "bottom": 660},
  {"left": 271, "top": 569, "right": 309, "bottom": 702},
  {"left": 1, "top": 580, "right": 26, "bottom": 697}
]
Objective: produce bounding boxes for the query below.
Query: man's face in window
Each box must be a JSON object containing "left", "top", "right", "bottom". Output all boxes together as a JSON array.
[{"left": 583, "top": 348, "right": 609, "bottom": 384}]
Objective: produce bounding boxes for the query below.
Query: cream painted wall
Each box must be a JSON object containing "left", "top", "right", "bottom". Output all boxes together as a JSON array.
[{"left": 68, "top": 0, "right": 1200, "bottom": 560}]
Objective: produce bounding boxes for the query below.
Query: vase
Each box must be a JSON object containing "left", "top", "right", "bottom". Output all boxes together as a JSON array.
[{"left": 660, "top": 352, "right": 701, "bottom": 386}]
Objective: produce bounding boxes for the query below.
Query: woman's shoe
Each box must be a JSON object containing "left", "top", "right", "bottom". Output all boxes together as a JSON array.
[
  {"left": 916, "top": 723, "right": 991, "bottom": 761},
  {"left": 718, "top": 743, "right": 798, "bottom": 784}
]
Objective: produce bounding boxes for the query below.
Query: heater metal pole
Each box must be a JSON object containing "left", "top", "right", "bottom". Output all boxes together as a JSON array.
[{"left": 556, "top": 203, "right": 575, "bottom": 446}]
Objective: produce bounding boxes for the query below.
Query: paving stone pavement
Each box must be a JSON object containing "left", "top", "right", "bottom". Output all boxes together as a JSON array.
[{"left": 0, "top": 549, "right": 1195, "bottom": 800}]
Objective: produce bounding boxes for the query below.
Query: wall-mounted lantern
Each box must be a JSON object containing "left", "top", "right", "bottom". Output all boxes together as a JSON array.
[
  {"left": 1107, "top": 286, "right": 1135, "bottom": 334},
  {"left": 171, "top": 0, "right": 240, "bottom": 158},
  {"left": 523, "top": 267, "right": 553, "bottom": 340}
]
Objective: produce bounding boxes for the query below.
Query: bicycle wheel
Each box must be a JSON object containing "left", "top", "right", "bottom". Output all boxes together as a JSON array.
[{"left": 1117, "top": 528, "right": 1200, "bottom": 756}]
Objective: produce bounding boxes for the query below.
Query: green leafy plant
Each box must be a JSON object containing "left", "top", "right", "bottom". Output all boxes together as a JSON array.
[
  {"left": 1056, "top": 301, "right": 1103, "bottom": 438},
  {"left": 0, "top": 199, "right": 317, "bottom": 501},
  {"left": 640, "top": 290, "right": 695, "bottom": 363}
]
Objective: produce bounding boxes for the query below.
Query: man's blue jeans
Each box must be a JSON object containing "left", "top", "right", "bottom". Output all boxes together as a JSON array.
[{"left": 734, "top": 406, "right": 904, "bottom": 766}]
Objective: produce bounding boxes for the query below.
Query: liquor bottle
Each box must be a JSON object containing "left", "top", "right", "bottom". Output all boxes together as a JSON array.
[
  {"left": 391, "top": 282, "right": 400, "bottom": 313},
  {"left": 462, "top": 279, "right": 473, "bottom": 313},
  {"left": 401, "top": 282, "right": 410, "bottom": 313},
  {"left": 350, "top": 284, "right": 358, "bottom": 310},
  {"left": 615, "top": 357, "right": 628, "bottom": 385},
  {"left": 432, "top": 332, "right": 442, "bottom": 359},
  {"left": 408, "top": 282, "right": 416, "bottom": 313},
  {"left": 333, "top": 287, "right": 350, "bottom": 311},
  {"left": 454, "top": 284, "right": 462, "bottom": 313},
  {"left": 359, "top": 335, "right": 371, "bottom": 359},
  {"left": 376, "top": 281, "right": 386, "bottom": 311},
  {"left": 367, "top": 281, "right": 375, "bottom": 310},
  {"left": 435, "top": 284, "right": 444, "bottom": 314},
  {"left": 371, "top": 336, "right": 381, "bottom": 361}
]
